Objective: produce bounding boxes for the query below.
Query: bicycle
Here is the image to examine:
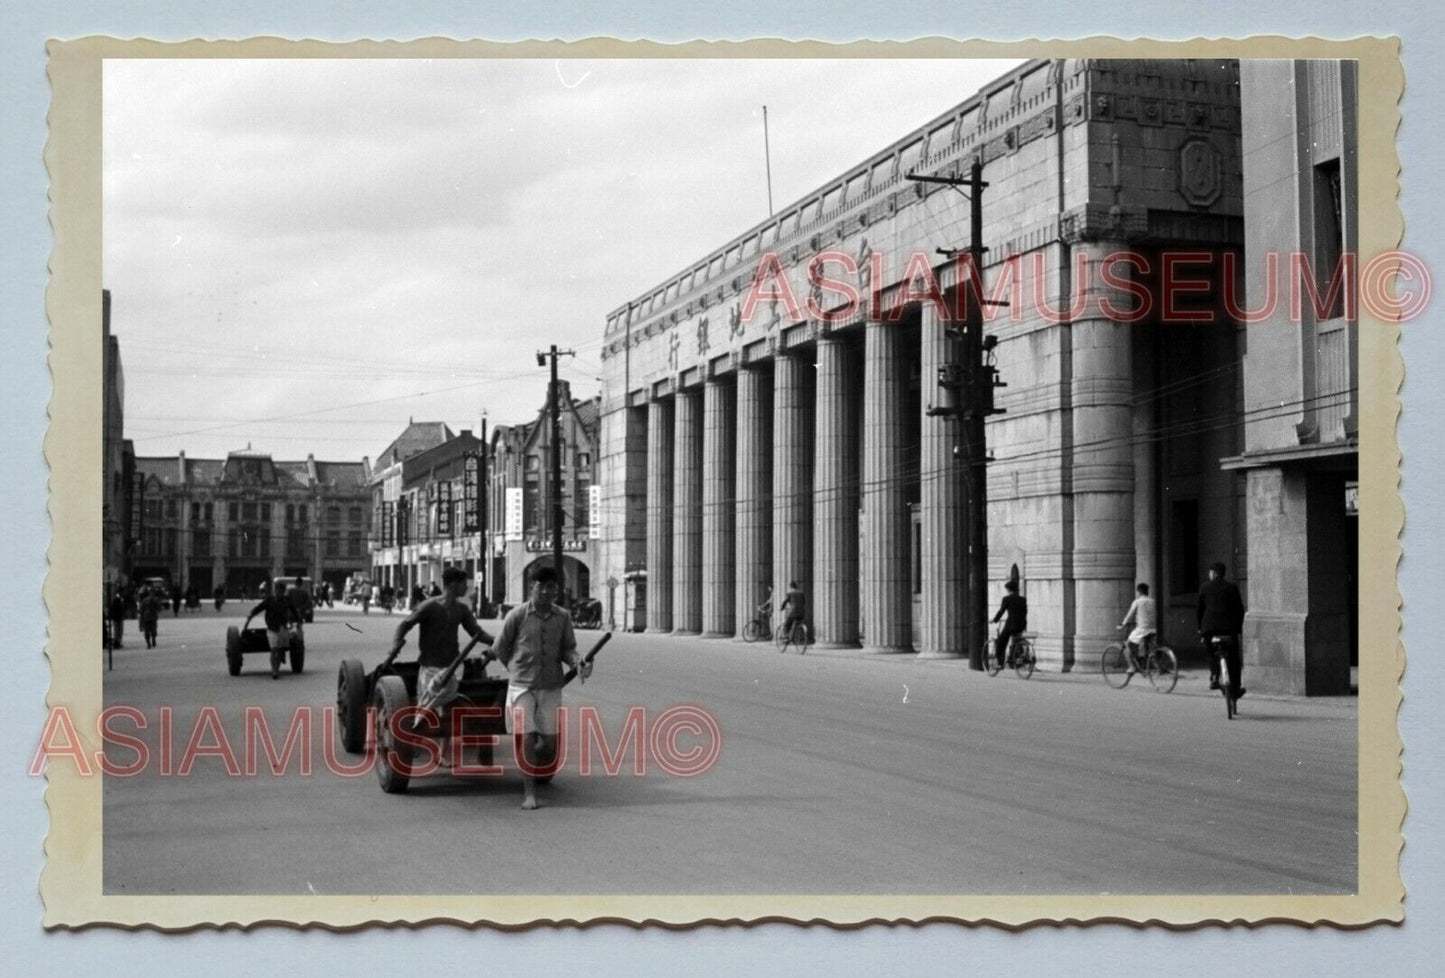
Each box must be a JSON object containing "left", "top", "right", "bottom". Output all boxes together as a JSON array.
[
  {"left": 1204, "top": 633, "right": 1241, "bottom": 719},
  {"left": 742, "top": 609, "right": 772, "bottom": 643},
  {"left": 987, "top": 627, "right": 1036, "bottom": 679},
  {"left": 775, "top": 617, "right": 810, "bottom": 654},
  {"left": 1100, "top": 634, "right": 1178, "bottom": 693}
]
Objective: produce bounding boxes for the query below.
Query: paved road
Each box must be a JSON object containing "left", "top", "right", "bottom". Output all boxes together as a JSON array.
[{"left": 101, "top": 606, "right": 1357, "bottom": 896}]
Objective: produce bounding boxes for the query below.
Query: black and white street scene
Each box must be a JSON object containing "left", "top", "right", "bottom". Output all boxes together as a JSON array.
[{"left": 96, "top": 56, "right": 1364, "bottom": 898}]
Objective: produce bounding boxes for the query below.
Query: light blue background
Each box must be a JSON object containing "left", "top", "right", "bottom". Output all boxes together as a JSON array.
[{"left": 3, "top": 3, "right": 1440, "bottom": 973}]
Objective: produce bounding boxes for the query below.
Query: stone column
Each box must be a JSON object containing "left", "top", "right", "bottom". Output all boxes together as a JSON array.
[
  {"left": 672, "top": 388, "right": 704, "bottom": 634},
  {"left": 212, "top": 498, "right": 228, "bottom": 594},
  {"left": 1131, "top": 323, "right": 1159, "bottom": 593},
  {"left": 812, "top": 335, "right": 860, "bottom": 648},
  {"left": 269, "top": 501, "right": 286, "bottom": 580},
  {"left": 645, "top": 397, "right": 675, "bottom": 632},
  {"left": 917, "top": 305, "right": 967, "bottom": 658},
  {"left": 862, "top": 320, "right": 913, "bottom": 652},
  {"left": 1068, "top": 240, "right": 1137, "bottom": 671},
  {"left": 734, "top": 365, "right": 774, "bottom": 633},
  {"left": 701, "top": 378, "right": 737, "bottom": 637},
  {"left": 772, "top": 351, "right": 814, "bottom": 630}
]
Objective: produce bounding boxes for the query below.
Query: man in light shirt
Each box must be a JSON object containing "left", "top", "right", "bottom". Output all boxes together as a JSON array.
[
  {"left": 492, "top": 564, "right": 590, "bottom": 810},
  {"left": 1119, "top": 582, "right": 1158, "bottom": 667}
]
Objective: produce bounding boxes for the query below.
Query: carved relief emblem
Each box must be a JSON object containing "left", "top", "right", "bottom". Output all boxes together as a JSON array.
[
  {"left": 696, "top": 316, "right": 710, "bottom": 356},
  {"left": 728, "top": 302, "right": 744, "bottom": 340},
  {"left": 1178, "top": 137, "right": 1222, "bottom": 207},
  {"left": 857, "top": 238, "right": 873, "bottom": 292},
  {"left": 667, "top": 330, "right": 680, "bottom": 371}
]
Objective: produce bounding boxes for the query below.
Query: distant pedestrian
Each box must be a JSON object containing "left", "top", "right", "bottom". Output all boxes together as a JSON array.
[
  {"left": 139, "top": 587, "right": 161, "bottom": 648},
  {"left": 429, "top": 581, "right": 442, "bottom": 598},
  {"left": 171, "top": 585, "right": 182, "bottom": 617},
  {"left": 213, "top": 583, "right": 226, "bottom": 612},
  {"left": 108, "top": 590, "right": 126, "bottom": 649},
  {"left": 360, "top": 584, "right": 372, "bottom": 615},
  {"left": 411, "top": 584, "right": 425, "bottom": 609}
]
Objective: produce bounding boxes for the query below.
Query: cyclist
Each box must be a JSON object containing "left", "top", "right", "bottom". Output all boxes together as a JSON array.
[
  {"left": 1118, "top": 582, "right": 1157, "bottom": 668},
  {"left": 1198, "top": 561, "right": 1246, "bottom": 699},
  {"left": 757, "top": 585, "right": 774, "bottom": 623},
  {"left": 991, "top": 580, "right": 1028, "bottom": 669},
  {"left": 778, "top": 581, "right": 805, "bottom": 642}
]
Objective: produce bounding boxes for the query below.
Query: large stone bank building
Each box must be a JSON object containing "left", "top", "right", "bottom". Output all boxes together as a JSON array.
[{"left": 596, "top": 59, "right": 1357, "bottom": 693}]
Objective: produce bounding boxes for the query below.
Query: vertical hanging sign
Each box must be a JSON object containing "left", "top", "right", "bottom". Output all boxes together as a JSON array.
[
  {"left": 589, "top": 485, "right": 601, "bottom": 540},
  {"left": 380, "top": 501, "right": 394, "bottom": 548},
  {"left": 505, "top": 487, "right": 523, "bottom": 542},
  {"left": 462, "top": 453, "right": 480, "bottom": 533},
  {"left": 437, "top": 480, "right": 453, "bottom": 537}
]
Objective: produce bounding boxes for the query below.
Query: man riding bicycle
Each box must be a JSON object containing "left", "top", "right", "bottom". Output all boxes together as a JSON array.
[
  {"left": 778, "top": 581, "right": 805, "bottom": 639},
  {"left": 1118, "top": 582, "right": 1157, "bottom": 668},
  {"left": 1198, "top": 561, "right": 1246, "bottom": 699},
  {"left": 991, "top": 580, "right": 1028, "bottom": 669}
]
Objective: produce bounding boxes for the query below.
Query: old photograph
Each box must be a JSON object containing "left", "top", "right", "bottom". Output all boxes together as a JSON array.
[{"left": 40, "top": 39, "right": 1405, "bottom": 926}]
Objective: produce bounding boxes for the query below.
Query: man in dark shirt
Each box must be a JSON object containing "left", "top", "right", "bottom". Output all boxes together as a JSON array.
[
  {"left": 991, "top": 580, "right": 1028, "bottom": 669},
  {"left": 243, "top": 580, "right": 300, "bottom": 680},
  {"left": 286, "top": 576, "right": 314, "bottom": 630},
  {"left": 1198, "top": 561, "right": 1246, "bottom": 696},
  {"left": 779, "top": 581, "right": 806, "bottom": 637},
  {"left": 389, "top": 567, "right": 494, "bottom": 718},
  {"left": 108, "top": 590, "right": 126, "bottom": 649}
]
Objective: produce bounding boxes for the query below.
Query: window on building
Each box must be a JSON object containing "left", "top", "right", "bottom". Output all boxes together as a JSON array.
[
  {"left": 298, "top": 504, "right": 308, "bottom": 523},
  {"left": 577, "top": 452, "right": 590, "bottom": 469},
  {"left": 166, "top": 499, "right": 177, "bottom": 520},
  {"left": 526, "top": 455, "right": 540, "bottom": 472},
  {"left": 261, "top": 502, "right": 272, "bottom": 523},
  {"left": 193, "top": 528, "right": 211, "bottom": 559},
  {"left": 241, "top": 502, "right": 257, "bottom": 522},
  {"left": 286, "top": 504, "right": 295, "bottom": 523},
  {"left": 348, "top": 532, "right": 361, "bottom": 557},
  {"left": 145, "top": 499, "right": 163, "bottom": 521},
  {"left": 229, "top": 502, "right": 238, "bottom": 522},
  {"left": 349, "top": 506, "right": 362, "bottom": 523},
  {"left": 287, "top": 528, "right": 306, "bottom": 558},
  {"left": 1313, "top": 157, "right": 1346, "bottom": 321},
  {"left": 165, "top": 528, "right": 177, "bottom": 557},
  {"left": 191, "top": 502, "right": 200, "bottom": 522},
  {"left": 259, "top": 529, "right": 270, "bottom": 558},
  {"left": 524, "top": 488, "right": 539, "bottom": 531},
  {"left": 1169, "top": 499, "right": 1201, "bottom": 595},
  {"left": 204, "top": 502, "right": 213, "bottom": 522},
  {"left": 327, "top": 505, "right": 341, "bottom": 524},
  {"left": 145, "top": 527, "right": 161, "bottom": 556},
  {"left": 326, "top": 531, "right": 339, "bottom": 557}
]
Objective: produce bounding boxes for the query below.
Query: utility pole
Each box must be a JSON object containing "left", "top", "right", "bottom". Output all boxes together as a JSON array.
[
  {"left": 537, "top": 345, "right": 576, "bottom": 590},
  {"left": 914, "top": 157, "right": 1007, "bottom": 670}
]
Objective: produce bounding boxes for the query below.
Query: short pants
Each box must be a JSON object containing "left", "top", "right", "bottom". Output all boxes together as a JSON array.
[
  {"left": 267, "top": 629, "right": 288, "bottom": 652},
  {"left": 416, "top": 664, "right": 459, "bottom": 710},
  {"left": 504, "top": 685, "right": 562, "bottom": 736}
]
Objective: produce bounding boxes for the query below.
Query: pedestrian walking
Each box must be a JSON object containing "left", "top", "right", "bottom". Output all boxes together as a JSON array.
[
  {"left": 171, "top": 584, "right": 182, "bottom": 618},
  {"left": 491, "top": 564, "right": 590, "bottom": 811},
  {"left": 139, "top": 587, "right": 161, "bottom": 649},
  {"left": 108, "top": 589, "right": 126, "bottom": 649},
  {"left": 213, "top": 583, "right": 226, "bottom": 612}
]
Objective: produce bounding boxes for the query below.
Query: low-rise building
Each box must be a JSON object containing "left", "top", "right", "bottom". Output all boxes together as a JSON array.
[
  {"left": 486, "top": 382, "right": 601, "bottom": 613},
  {"left": 130, "top": 449, "right": 372, "bottom": 597}
]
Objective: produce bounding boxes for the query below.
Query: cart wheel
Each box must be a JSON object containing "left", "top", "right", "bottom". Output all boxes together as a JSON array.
[
  {"left": 374, "top": 675, "right": 413, "bottom": 794},
  {"left": 225, "top": 626, "right": 243, "bottom": 676},
  {"left": 336, "top": 659, "right": 367, "bottom": 754},
  {"left": 289, "top": 631, "right": 306, "bottom": 674}
]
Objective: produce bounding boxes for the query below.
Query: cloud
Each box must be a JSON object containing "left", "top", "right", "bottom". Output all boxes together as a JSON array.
[{"left": 104, "top": 57, "right": 1022, "bottom": 459}]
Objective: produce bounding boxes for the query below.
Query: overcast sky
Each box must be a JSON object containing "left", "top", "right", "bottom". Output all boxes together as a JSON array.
[{"left": 104, "top": 57, "right": 1022, "bottom": 463}]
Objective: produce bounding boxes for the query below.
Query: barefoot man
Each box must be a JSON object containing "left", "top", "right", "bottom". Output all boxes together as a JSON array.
[{"left": 491, "top": 564, "right": 590, "bottom": 810}]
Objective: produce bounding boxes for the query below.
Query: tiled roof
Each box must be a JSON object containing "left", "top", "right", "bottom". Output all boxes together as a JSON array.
[
  {"left": 134, "top": 457, "right": 183, "bottom": 486},
  {"left": 315, "top": 461, "right": 369, "bottom": 491},
  {"left": 376, "top": 421, "right": 454, "bottom": 469},
  {"left": 573, "top": 396, "right": 600, "bottom": 435}
]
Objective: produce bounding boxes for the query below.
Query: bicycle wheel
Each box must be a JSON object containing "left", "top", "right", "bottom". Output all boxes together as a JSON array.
[
  {"left": 984, "top": 643, "right": 1002, "bottom": 676},
  {"left": 742, "top": 619, "right": 764, "bottom": 643},
  {"left": 1013, "top": 638, "right": 1035, "bottom": 679},
  {"left": 775, "top": 622, "right": 789, "bottom": 653},
  {"left": 1101, "top": 643, "right": 1131, "bottom": 688},
  {"left": 1146, "top": 645, "right": 1178, "bottom": 693},
  {"left": 1221, "top": 654, "right": 1236, "bottom": 719},
  {"left": 794, "top": 624, "right": 810, "bottom": 654}
]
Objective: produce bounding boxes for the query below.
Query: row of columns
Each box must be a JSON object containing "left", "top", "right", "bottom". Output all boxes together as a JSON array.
[{"left": 642, "top": 318, "right": 971, "bottom": 655}]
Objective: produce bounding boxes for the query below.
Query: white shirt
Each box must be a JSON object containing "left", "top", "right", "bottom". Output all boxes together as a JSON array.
[{"left": 1121, "top": 595, "right": 1157, "bottom": 644}]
